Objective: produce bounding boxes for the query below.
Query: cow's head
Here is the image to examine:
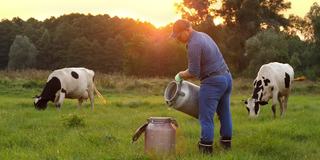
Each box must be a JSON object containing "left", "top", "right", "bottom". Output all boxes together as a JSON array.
[
  {"left": 244, "top": 98, "right": 268, "bottom": 117},
  {"left": 34, "top": 77, "right": 61, "bottom": 110},
  {"left": 244, "top": 77, "right": 273, "bottom": 117},
  {"left": 34, "top": 95, "right": 49, "bottom": 110}
]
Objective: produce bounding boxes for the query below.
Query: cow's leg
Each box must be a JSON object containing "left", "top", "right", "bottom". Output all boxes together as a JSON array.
[
  {"left": 278, "top": 96, "right": 284, "bottom": 117},
  {"left": 282, "top": 96, "right": 289, "bottom": 118},
  {"left": 56, "top": 91, "right": 65, "bottom": 111},
  {"left": 88, "top": 88, "right": 94, "bottom": 111},
  {"left": 271, "top": 104, "right": 276, "bottom": 118},
  {"left": 78, "top": 98, "right": 84, "bottom": 109},
  {"left": 271, "top": 92, "right": 278, "bottom": 118},
  {"left": 54, "top": 93, "right": 59, "bottom": 104},
  {"left": 53, "top": 92, "right": 61, "bottom": 111}
]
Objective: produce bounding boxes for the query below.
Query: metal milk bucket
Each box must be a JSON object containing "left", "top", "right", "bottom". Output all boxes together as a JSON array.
[
  {"left": 132, "top": 117, "right": 178, "bottom": 155},
  {"left": 164, "top": 81, "right": 199, "bottom": 118}
]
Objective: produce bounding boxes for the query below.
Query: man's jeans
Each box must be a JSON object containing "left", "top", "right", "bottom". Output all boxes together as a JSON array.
[{"left": 199, "top": 73, "right": 233, "bottom": 143}]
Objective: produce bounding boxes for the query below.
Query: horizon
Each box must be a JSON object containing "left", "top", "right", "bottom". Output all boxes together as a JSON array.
[{"left": 0, "top": 0, "right": 320, "bottom": 27}]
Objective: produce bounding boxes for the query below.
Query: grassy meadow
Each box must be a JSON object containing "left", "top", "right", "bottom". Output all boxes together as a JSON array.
[{"left": 0, "top": 70, "right": 319, "bottom": 160}]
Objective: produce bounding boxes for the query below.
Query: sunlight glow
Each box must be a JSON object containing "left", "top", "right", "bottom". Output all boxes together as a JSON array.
[
  {"left": 0, "top": 0, "right": 319, "bottom": 27},
  {"left": 0, "top": 0, "right": 181, "bottom": 28},
  {"left": 213, "top": 16, "right": 224, "bottom": 26}
]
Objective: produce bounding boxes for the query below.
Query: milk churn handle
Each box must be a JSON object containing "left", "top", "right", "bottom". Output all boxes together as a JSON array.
[
  {"left": 177, "top": 80, "right": 185, "bottom": 97},
  {"left": 132, "top": 122, "right": 148, "bottom": 143},
  {"left": 171, "top": 119, "right": 179, "bottom": 128},
  {"left": 166, "top": 100, "right": 174, "bottom": 107},
  {"left": 179, "top": 79, "right": 183, "bottom": 85}
]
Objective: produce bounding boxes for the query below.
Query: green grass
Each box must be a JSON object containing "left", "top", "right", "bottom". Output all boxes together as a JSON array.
[{"left": 0, "top": 70, "right": 319, "bottom": 159}]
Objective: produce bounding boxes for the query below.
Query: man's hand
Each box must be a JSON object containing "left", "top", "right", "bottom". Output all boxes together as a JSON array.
[
  {"left": 175, "top": 70, "right": 195, "bottom": 82},
  {"left": 175, "top": 73, "right": 183, "bottom": 82}
]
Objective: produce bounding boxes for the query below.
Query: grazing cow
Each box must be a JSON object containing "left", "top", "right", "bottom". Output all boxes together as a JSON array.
[
  {"left": 244, "top": 62, "right": 294, "bottom": 118},
  {"left": 34, "top": 67, "right": 95, "bottom": 110}
]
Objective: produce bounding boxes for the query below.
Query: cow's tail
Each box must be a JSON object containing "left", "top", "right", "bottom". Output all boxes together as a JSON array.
[
  {"left": 93, "top": 84, "right": 107, "bottom": 105},
  {"left": 294, "top": 76, "right": 306, "bottom": 81}
]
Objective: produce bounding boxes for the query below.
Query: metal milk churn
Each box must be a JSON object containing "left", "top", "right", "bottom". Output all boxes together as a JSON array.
[
  {"left": 132, "top": 117, "right": 178, "bottom": 155},
  {"left": 164, "top": 80, "right": 200, "bottom": 118}
]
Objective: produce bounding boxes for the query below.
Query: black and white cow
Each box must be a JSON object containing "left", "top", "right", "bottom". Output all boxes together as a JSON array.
[
  {"left": 244, "top": 62, "right": 294, "bottom": 118},
  {"left": 34, "top": 67, "right": 95, "bottom": 110}
]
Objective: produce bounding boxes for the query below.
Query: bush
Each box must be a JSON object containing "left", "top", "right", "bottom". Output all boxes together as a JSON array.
[{"left": 63, "top": 114, "right": 86, "bottom": 128}]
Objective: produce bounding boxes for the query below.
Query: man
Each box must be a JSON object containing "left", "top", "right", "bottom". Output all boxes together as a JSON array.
[{"left": 171, "top": 19, "right": 233, "bottom": 154}]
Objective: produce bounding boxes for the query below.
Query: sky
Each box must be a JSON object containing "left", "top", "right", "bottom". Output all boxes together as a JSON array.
[{"left": 0, "top": 0, "right": 320, "bottom": 27}]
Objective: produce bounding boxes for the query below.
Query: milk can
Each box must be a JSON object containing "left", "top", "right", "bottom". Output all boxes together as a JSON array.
[
  {"left": 164, "top": 80, "right": 200, "bottom": 118},
  {"left": 132, "top": 117, "right": 178, "bottom": 155}
]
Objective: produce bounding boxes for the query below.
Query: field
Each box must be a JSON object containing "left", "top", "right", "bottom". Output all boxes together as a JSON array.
[{"left": 0, "top": 70, "right": 320, "bottom": 160}]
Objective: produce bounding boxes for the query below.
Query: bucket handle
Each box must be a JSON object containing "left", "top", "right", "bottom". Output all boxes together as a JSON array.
[
  {"left": 171, "top": 119, "right": 179, "bottom": 128},
  {"left": 132, "top": 122, "right": 148, "bottom": 143}
]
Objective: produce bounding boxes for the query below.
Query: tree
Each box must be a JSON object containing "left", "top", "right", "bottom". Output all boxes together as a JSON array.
[
  {"left": 176, "top": 0, "right": 291, "bottom": 30},
  {"left": 102, "top": 35, "right": 125, "bottom": 73},
  {"left": 124, "top": 34, "right": 149, "bottom": 76},
  {"left": 245, "top": 29, "right": 289, "bottom": 76},
  {"left": 175, "top": 0, "right": 216, "bottom": 24},
  {"left": 302, "top": 2, "right": 320, "bottom": 79},
  {"left": 288, "top": 2, "right": 320, "bottom": 43},
  {"left": 0, "top": 19, "right": 22, "bottom": 69},
  {"left": 65, "top": 37, "right": 100, "bottom": 68},
  {"left": 219, "top": 0, "right": 291, "bottom": 72},
  {"left": 285, "top": 35, "right": 307, "bottom": 75},
  {"left": 52, "top": 22, "right": 78, "bottom": 49},
  {"left": 8, "top": 35, "right": 38, "bottom": 70},
  {"left": 0, "top": 20, "right": 14, "bottom": 69},
  {"left": 35, "top": 29, "right": 53, "bottom": 69},
  {"left": 218, "top": 0, "right": 291, "bottom": 29}
]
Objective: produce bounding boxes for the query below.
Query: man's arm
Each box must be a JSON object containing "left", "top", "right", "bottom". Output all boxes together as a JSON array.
[
  {"left": 175, "top": 43, "right": 201, "bottom": 81},
  {"left": 187, "top": 43, "right": 201, "bottom": 78},
  {"left": 179, "top": 69, "right": 195, "bottom": 79}
]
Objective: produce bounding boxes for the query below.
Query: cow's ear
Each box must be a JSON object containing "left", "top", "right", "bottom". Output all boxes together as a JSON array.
[{"left": 33, "top": 95, "right": 38, "bottom": 98}]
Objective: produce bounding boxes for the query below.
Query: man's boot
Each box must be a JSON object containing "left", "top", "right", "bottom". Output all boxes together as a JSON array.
[
  {"left": 198, "top": 140, "right": 213, "bottom": 154},
  {"left": 220, "top": 136, "right": 231, "bottom": 150}
]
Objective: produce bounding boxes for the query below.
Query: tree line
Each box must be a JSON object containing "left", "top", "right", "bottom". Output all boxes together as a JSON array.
[
  {"left": 0, "top": 0, "right": 319, "bottom": 79},
  {"left": 0, "top": 14, "right": 187, "bottom": 77}
]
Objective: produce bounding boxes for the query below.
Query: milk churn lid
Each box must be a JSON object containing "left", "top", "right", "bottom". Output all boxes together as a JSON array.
[{"left": 148, "top": 117, "right": 176, "bottom": 123}]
